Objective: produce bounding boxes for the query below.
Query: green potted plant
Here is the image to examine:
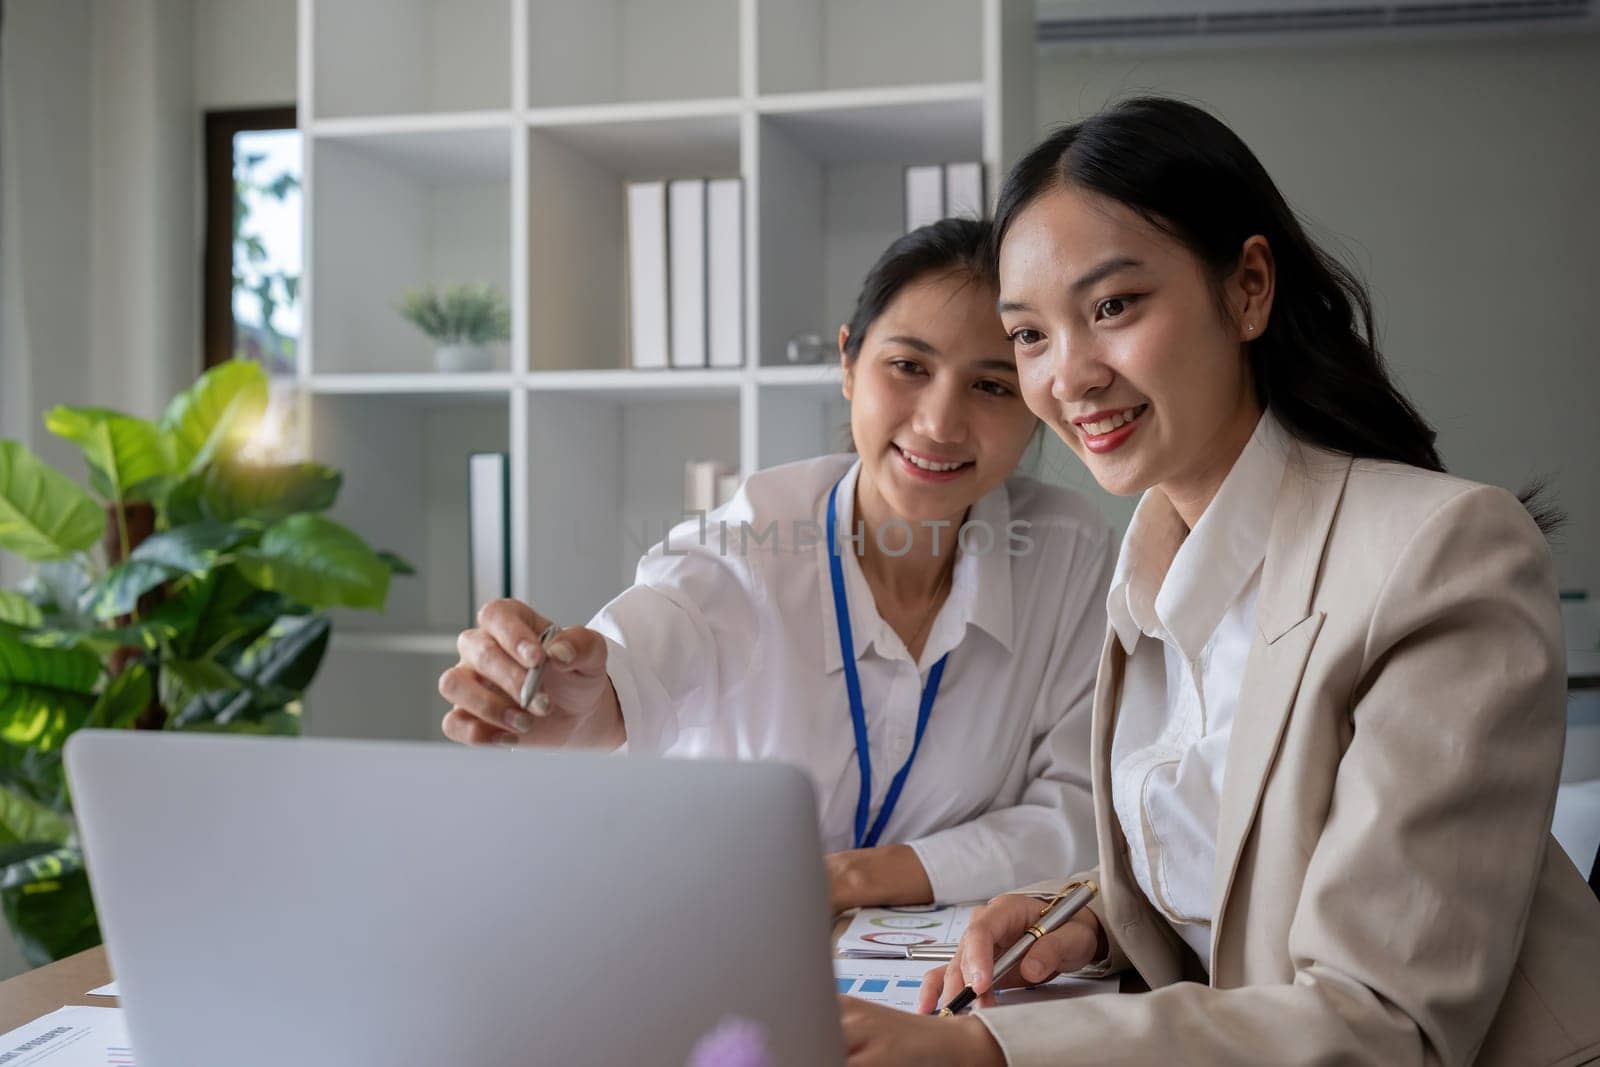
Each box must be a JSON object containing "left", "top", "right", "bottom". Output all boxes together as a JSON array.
[
  {"left": 0, "top": 359, "right": 409, "bottom": 966},
  {"left": 396, "top": 283, "right": 511, "bottom": 373}
]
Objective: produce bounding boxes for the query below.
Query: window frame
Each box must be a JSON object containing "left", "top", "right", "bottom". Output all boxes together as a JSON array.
[{"left": 202, "top": 105, "right": 298, "bottom": 370}]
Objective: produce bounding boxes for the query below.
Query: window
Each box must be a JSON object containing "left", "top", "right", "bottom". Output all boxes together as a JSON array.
[{"left": 203, "top": 107, "right": 300, "bottom": 374}]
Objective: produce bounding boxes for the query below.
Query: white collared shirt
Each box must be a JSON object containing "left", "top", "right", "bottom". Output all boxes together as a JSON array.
[
  {"left": 1107, "top": 413, "right": 1291, "bottom": 974},
  {"left": 590, "top": 454, "right": 1113, "bottom": 903}
]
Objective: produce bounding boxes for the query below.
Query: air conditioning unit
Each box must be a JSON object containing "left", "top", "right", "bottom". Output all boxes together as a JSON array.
[{"left": 1036, "top": 0, "right": 1597, "bottom": 44}]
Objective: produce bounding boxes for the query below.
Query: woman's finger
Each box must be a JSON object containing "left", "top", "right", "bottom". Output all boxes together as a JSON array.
[
  {"left": 437, "top": 664, "right": 530, "bottom": 734},
  {"left": 1016, "top": 913, "right": 1102, "bottom": 985},
  {"left": 457, "top": 628, "right": 526, "bottom": 704},
  {"left": 476, "top": 598, "right": 553, "bottom": 669},
  {"left": 916, "top": 964, "right": 946, "bottom": 1013},
  {"left": 542, "top": 624, "right": 608, "bottom": 678},
  {"left": 441, "top": 707, "right": 516, "bottom": 748}
]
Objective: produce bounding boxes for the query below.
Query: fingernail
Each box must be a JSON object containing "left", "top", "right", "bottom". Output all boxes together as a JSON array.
[
  {"left": 493, "top": 734, "right": 520, "bottom": 750},
  {"left": 516, "top": 642, "right": 538, "bottom": 667},
  {"left": 1022, "top": 958, "right": 1047, "bottom": 982},
  {"left": 532, "top": 692, "right": 551, "bottom": 716},
  {"left": 545, "top": 640, "right": 574, "bottom": 664},
  {"left": 504, "top": 709, "right": 534, "bottom": 733}
]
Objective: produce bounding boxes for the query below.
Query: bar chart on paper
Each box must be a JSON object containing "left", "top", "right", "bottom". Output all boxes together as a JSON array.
[{"left": 833, "top": 959, "right": 937, "bottom": 1012}]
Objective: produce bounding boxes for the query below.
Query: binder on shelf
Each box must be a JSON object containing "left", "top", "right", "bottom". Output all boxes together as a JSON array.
[
  {"left": 668, "top": 178, "right": 709, "bottom": 369},
  {"left": 944, "top": 162, "right": 985, "bottom": 221},
  {"left": 706, "top": 177, "right": 744, "bottom": 369},
  {"left": 684, "top": 459, "right": 732, "bottom": 515},
  {"left": 904, "top": 164, "right": 944, "bottom": 232},
  {"left": 467, "top": 452, "right": 511, "bottom": 623},
  {"left": 626, "top": 180, "right": 669, "bottom": 370}
]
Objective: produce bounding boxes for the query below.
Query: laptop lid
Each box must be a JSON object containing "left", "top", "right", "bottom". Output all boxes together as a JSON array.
[{"left": 65, "top": 731, "right": 845, "bottom": 1066}]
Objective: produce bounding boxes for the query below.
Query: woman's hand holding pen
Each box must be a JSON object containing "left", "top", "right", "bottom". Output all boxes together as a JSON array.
[
  {"left": 439, "top": 599, "right": 626, "bottom": 750},
  {"left": 917, "top": 892, "right": 1106, "bottom": 1013}
]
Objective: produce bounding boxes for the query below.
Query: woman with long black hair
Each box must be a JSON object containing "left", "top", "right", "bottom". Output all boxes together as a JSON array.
[
  {"left": 440, "top": 219, "right": 1114, "bottom": 913},
  {"left": 841, "top": 97, "right": 1600, "bottom": 1066}
]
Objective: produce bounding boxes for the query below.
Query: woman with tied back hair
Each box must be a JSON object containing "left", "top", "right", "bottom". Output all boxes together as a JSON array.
[
  {"left": 841, "top": 98, "right": 1600, "bottom": 1066},
  {"left": 440, "top": 218, "right": 1117, "bottom": 912}
]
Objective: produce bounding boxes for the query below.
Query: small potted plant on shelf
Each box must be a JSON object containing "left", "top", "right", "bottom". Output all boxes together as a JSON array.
[
  {"left": 0, "top": 358, "right": 411, "bottom": 967},
  {"left": 397, "top": 283, "right": 511, "bottom": 373}
]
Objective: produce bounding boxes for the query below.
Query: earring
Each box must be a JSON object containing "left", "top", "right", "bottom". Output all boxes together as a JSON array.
[{"left": 1246, "top": 323, "right": 1256, "bottom": 333}]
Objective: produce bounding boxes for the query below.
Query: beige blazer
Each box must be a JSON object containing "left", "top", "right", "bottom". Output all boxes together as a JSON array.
[{"left": 978, "top": 443, "right": 1600, "bottom": 1066}]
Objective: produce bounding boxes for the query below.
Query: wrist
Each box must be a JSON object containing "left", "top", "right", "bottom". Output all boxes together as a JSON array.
[{"left": 957, "top": 1014, "right": 1006, "bottom": 1067}]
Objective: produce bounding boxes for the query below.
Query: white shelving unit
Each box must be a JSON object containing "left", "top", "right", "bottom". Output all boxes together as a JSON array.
[{"left": 296, "top": 0, "right": 1035, "bottom": 741}]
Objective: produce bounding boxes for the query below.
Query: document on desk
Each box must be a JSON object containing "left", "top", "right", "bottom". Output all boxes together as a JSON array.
[
  {"left": 836, "top": 903, "right": 979, "bottom": 957},
  {"left": 0, "top": 1005, "right": 133, "bottom": 1065},
  {"left": 834, "top": 958, "right": 1117, "bottom": 1013},
  {"left": 86, "top": 982, "right": 118, "bottom": 997}
]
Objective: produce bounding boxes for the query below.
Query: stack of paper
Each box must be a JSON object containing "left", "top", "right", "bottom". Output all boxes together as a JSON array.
[
  {"left": 836, "top": 903, "right": 978, "bottom": 958},
  {"left": 0, "top": 1005, "right": 134, "bottom": 1065}
]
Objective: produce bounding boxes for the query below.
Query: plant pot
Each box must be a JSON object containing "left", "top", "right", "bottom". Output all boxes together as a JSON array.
[{"left": 434, "top": 343, "right": 493, "bottom": 373}]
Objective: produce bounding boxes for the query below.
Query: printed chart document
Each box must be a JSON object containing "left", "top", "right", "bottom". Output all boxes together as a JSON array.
[
  {"left": 0, "top": 1006, "right": 133, "bottom": 1065},
  {"left": 835, "top": 958, "right": 1117, "bottom": 1013},
  {"left": 837, "top": 903, "right": 979, "bottom": 957},
  {"left": 86, "top": 982, "right": 119, "bottom": 997}
]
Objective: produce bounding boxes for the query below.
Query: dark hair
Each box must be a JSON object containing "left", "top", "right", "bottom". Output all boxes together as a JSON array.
[
  {"left": 992, "top": 96, "right": 1560, "bottom": 535},
  {"left": 842, "top": 217, "right": 994, "bottom": 362}
]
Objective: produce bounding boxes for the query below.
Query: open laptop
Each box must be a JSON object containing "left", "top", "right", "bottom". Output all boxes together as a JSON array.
[{"left": 65, "top": 731, "right": 846, "bottom": 1066}]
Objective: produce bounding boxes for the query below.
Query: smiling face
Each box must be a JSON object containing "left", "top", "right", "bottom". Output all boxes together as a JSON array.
[
  {"left": 841, "top": 269, "right": 1037, "bottom": 527},
  {"left": 998, "top": 184, "right": 1271, "bottom": 517}
]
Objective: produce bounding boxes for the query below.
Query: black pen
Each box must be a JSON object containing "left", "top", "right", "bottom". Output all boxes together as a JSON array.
[{"left": 933, "top": 880, "right": 1098, "bottom": 1016}]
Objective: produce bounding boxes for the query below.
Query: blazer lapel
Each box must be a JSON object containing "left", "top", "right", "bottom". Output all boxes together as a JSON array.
[{"left": 1208, "top": 444, "right": 1352, "bottom": 976}]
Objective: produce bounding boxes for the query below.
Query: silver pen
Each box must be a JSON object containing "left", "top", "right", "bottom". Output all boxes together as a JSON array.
[
  {"left": 904, "top": 944, "right": 961, "bottom": 961},
  {"left": 934, "top": 879, "right": 1098, "bottom": 1015},
  {"left": 518, "top": 623, "right": 561, "bottom": 710}
]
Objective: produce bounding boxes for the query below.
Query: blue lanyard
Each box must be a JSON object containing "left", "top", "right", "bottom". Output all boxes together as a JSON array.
[{"left": 826, "top": 478, "right": 948, "bottom": 850}]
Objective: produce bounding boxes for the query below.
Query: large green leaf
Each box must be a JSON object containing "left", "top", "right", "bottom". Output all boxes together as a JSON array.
[
  {"left": 160, "top": 359, "right": 268, "bottom": 474},
  {"left": 173, "top": 614, "right": 327, "bottom": 729},
  {"left": 0, "top": 846, "right": 100, "bottom": 965},
  {"left": 199, "top": 458, "right": 341, "bottom": 524},
  {"left": 0, "top": 441, "right": 104, "bottom": 561},
  {"left": 234, "top": 514, "right": 390, "bottom": 610},
  {"left": 0, "top": 591, "right": 42, "bottom": 629},
  {"left": 0, "top": 781, "right": 71, "bottom": 847},
  {"left": 0, "top": 631, "right": 100, "bottom": 749},
  {"left": 26, "top": 619, "right": 176, "bottom": 655},
  {"left": 157, "top": 657, "right": 242, "bottom": 721},
  {"left": 78, "top": 520, "right": 252, "bottom": 620},
  {"left": 44, "top": 406, "right": 174, "bottom": 503},
  {"left": 77, "top": 560, "right": 179, "bottom": 622},
  {"left": 89, "top": 662, "right": 153, "bottom": 731}
]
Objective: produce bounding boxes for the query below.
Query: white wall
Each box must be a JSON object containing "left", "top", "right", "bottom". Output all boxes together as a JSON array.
[
  {"left": 194, "top": 0, "right": 297, "bottom": 109},
  {"left": 1034, "top": 30, "right": 1600, "bottom": 596},
  {"left": 0, "top": 0, "right": 296, "bottom": 983}
]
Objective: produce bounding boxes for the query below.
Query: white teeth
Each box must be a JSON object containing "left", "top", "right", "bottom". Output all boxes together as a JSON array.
[
  {"left": 1081, "top": 406, "right": 1143, "bottom": 437},
  {"left": 902, "top": 450, "right": 966, "bottom": 472}
]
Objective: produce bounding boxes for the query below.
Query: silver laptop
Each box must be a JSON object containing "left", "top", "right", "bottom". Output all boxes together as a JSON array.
[{"left": 66, "top": 731, "right": 846, "bottom": 1066}]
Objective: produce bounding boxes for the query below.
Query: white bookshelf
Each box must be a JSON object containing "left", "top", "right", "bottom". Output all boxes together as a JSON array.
[{"left": 296, "top": 0, "right": 1035, "bottom": 741}]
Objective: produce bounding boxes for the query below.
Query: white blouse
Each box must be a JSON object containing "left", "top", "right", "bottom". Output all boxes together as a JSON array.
[
  {"left": 1107, "top": 413, "right": 1290, "bottom": 973},
  {"left": 589, "top": 454, "right": 1114, "bottom": 903}
]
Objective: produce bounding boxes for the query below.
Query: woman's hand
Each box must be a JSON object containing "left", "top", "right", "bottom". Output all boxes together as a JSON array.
[
  {"left": 438, "top": 598, "right": 625, "bottom": 749},
  {"left": 825, "top": 845, "right": 935, "bottom": 913},
  {"left": 917, "top": 893, "right": 1105, "bottom": 1013},
  {"left": 839, "top": 996, "right": 1005, "bottom": 1066}
]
